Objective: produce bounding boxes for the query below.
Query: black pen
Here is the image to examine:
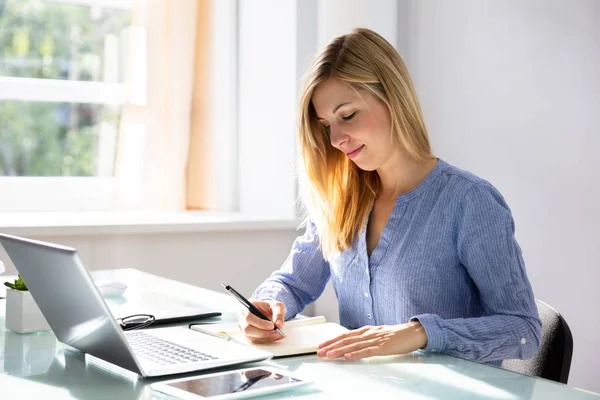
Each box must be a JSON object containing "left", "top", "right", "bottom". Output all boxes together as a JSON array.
[{"left": 221, "top": 282, "right": 285, "bottom": 337}]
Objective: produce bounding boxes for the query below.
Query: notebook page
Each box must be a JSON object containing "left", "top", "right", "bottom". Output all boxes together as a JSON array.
[
  {"left": 195, "top": 315, "right": 327, "bottom": 335},
  {"left": 190, "top": 315, "right": 348, "bottom": 356},
  {"left": 247, "top": 322, "right": 349, "bottom": 357}
]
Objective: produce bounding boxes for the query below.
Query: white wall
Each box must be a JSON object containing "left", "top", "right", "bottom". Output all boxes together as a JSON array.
[
  {"left": 396, "top": 0, "right": 600, "bottom": 392},
  {"left": 238, "top": 1, "right": 298, "bottom": 219},
  {"left": 318, "top": 0, "right": 398, "bottom": 49}
]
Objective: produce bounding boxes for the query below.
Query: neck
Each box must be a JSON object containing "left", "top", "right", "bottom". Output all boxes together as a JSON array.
[{"left": 376, "top": 153, "right": 437, "bottom": 201}]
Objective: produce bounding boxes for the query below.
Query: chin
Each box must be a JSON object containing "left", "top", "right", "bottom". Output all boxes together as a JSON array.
[{"left": 351, "top": 159, "right": 378, "bottom": 172}]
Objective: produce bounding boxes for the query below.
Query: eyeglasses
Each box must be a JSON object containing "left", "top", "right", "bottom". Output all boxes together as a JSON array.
[{"left": 117, "top": 314, "right": 155, "bottom": 331}]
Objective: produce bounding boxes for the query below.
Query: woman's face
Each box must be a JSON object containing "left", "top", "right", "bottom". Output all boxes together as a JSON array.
[{"left": 312, "top": 78, "right": 398, "bottom": 171}]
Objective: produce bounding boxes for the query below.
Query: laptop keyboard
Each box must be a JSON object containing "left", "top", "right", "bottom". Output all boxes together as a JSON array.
[{"left": 126, "top": 331, "right": 218, "bottom": 365}]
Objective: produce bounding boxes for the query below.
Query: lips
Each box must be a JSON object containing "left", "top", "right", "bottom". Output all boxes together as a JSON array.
[{"left": 345, "top": 145, "right": 364, "bottom": 159}]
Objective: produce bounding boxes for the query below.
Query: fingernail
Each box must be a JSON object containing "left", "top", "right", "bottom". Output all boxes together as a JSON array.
[
  {"left": 270, "top": 332, "right": 280, "bottom": 340},
  {"left": 317, "top": 349, "right": 326, "bottom": 357},
  {"left": 326, "top": 351, "right": 337, "bottom": 358},
  {"left": 276, "top": 319, "right": 283, "bottom": 327}
]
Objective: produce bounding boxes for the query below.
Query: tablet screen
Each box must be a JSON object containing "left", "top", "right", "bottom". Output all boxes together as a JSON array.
[{"left": 165, "top": 368, "right": 303, "bottom": 398}]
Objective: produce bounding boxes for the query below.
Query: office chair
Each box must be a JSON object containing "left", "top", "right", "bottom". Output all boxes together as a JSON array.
[{"left": 502, "top": 300, "right": 573, "bottom": 384}]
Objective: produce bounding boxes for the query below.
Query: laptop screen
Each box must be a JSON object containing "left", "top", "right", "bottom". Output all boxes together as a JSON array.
[{"left": 0, "top": 233, "right": 142, "bottom": 375}]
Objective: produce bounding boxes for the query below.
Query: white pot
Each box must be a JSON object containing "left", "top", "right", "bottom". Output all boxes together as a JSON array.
[{"left": 5, "top": 289, "right": 51, "bottom": 333}]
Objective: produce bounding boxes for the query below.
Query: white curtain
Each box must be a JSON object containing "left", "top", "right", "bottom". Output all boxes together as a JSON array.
[{"left": 115, "top": 0, "right": 200, "bottom": 211}]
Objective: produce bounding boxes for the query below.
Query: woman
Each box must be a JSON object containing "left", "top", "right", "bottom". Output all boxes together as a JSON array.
[{"left": 240, "top": 28, "right": 541, "bottom": 364}]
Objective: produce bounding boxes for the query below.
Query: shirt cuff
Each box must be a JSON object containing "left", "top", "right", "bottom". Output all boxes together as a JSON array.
[{"left": 410, "top": 314, "right": 445, "bottom": 353}]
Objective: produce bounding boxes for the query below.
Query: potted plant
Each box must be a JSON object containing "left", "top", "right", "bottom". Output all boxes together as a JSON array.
[{"left": 4, "top": 275, "right": 51, "bottom": 333}]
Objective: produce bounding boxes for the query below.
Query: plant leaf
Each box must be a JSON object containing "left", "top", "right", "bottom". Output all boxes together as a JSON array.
[
  {"left": 16, "top": 275, "right": 28, "bottom": 290},
  {"left": 3, "top": 275, "right": 28, "bottom": 291}
]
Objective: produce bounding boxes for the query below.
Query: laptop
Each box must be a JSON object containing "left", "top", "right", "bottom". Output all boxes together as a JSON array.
[{"left": 0, "top": 233, "right": 273, "bottom": 377}]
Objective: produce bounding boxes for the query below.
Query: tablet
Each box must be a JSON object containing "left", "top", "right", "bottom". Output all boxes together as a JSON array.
[{"left": 150, "top": 366, "right": 313, "bottom": 399}]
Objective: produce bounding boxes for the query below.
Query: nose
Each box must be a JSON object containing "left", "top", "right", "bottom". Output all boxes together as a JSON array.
[{"left": 329, "top": 124, "right": 349, "bottom": 149}]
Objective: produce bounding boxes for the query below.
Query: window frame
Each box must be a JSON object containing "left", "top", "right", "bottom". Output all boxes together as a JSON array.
[
  {"left": 0, "top": 77, "right": 125, "bottom": 104},
  {"left": 0, "top": 0, "right": 130, "bottom": 212}
]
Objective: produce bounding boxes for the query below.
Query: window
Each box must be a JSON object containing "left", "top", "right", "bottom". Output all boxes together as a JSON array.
[
  {"left": 0, "top": 0, "right": 132, "bottom": 211},
  {"left": 0, "top": 0, "right": 299, "bottom": 218}
]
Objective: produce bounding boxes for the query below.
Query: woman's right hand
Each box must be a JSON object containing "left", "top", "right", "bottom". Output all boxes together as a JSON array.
[{"left": 237, "top": 300, "right": 286, "bottom": 344}]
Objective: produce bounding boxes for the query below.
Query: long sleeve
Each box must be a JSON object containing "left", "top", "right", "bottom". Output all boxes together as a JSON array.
[
  {"left": 411, "top": 182, "right": 542, "bottom": 363},
  {"left": 251, "top": 219, "right": 331, "bottom": 320}
]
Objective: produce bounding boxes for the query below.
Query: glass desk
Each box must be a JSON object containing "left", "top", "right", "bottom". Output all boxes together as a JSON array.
[{"left": 1, "top": 269, "right": 598, "bottom": 399}]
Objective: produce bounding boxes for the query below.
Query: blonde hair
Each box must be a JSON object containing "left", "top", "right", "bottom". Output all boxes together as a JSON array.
[{"left": 297, "top": 28, "right": 434, "bottom": 258}]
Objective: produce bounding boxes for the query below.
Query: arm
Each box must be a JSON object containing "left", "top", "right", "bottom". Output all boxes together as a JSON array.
[
  {"left": 251, "top": 218, "right": 331, "bottom": 320},
  {"left": 411, "top": 182, "right": 542, "bottom": 362}
]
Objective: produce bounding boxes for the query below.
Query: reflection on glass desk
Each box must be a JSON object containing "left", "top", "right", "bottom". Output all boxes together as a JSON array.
[{"left": 1, "top": 269, "right": 599, "bottom": 400}]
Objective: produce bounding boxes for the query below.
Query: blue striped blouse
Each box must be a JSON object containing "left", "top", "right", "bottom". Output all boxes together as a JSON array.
[{"left": 252, "top": 159, "right": 542, "bottom": 364}]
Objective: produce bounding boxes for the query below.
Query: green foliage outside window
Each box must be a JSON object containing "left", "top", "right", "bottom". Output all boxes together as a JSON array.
[{"left": 0, "top": 0, "right": 131, "bottom": 176}]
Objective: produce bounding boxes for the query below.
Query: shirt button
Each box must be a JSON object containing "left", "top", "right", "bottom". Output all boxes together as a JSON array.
[
  {"left": 431, "top": 349, "right": 437, "bottom": 352},
  {"left": 367, "top": 314, "right": 372, "bottom": 319},
  {"left": 521, "top": 338, "right": 526, "bottom": 344},
  {"left": 363, "top": 291, "right": 369, "bottom": 297}
]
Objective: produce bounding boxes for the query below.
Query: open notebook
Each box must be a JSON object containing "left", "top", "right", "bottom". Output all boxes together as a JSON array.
[{"left": 189, "top": 316, "right": 348, "bottom": 357}]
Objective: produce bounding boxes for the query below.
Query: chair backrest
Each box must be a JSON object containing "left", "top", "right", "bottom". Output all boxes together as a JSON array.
[{"left": 501, "top": 300, "right": 573, "bottom": 384}]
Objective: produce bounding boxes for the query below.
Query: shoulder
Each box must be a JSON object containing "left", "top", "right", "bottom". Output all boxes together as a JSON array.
[
  {"left": 430, "top": 160, "right": 512, "bottom": 224},
  {"left": 434, "top": 163, "right": 519, "bottom": 249},
  {"left": 298, "top": 215, "right": 323, "bottom": 241},
  {"left": 436, "top": 159, "right": 487, "bottom": 188},
  {"left": 435, "top": 159, "right": 507, "bottom": 205}
]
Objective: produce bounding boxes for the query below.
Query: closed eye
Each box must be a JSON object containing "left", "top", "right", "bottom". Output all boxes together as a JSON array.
[{"left": 342, "top": 112, "right": 356, "bottom": 121}]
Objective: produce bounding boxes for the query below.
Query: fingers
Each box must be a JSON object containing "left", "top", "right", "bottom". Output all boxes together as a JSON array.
[
  {"left": 342, "top": 346, "right": 380, "bottom": 360},
  {"left": 239, "top": 323, "right": 282, "bottom": 344},
  {"left": 247, "top": 311, "right": 276, "bottom": 330},
  {"left": 270, "top": 301, "right": 286, "bottom": 329},
  {"left": 317, "top": 326, "right": 370, "bottom": 350},
  {"left": 247, "top": 336, "right": 284, "bottom": 344},
  {"left": 317, "top": 324, "right": 421, "bottom": 360},
  {"left": 317, "top": 334, "right": 361, "bottom": 357},
  {"left": 237, "top": 300, "right": 286, "bottom": 343},
  {"left": 318, "top": 336, "right": 382, "bottom": 359}
]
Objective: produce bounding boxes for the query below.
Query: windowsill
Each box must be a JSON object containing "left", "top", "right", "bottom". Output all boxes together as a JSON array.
[{"left": 0, "top": 211, "right": 301, "bottom": 236}]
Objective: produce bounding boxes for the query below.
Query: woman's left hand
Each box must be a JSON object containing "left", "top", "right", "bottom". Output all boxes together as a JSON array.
[{"left": 317, "top": 321, "right": 428, "bottom": 360}]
